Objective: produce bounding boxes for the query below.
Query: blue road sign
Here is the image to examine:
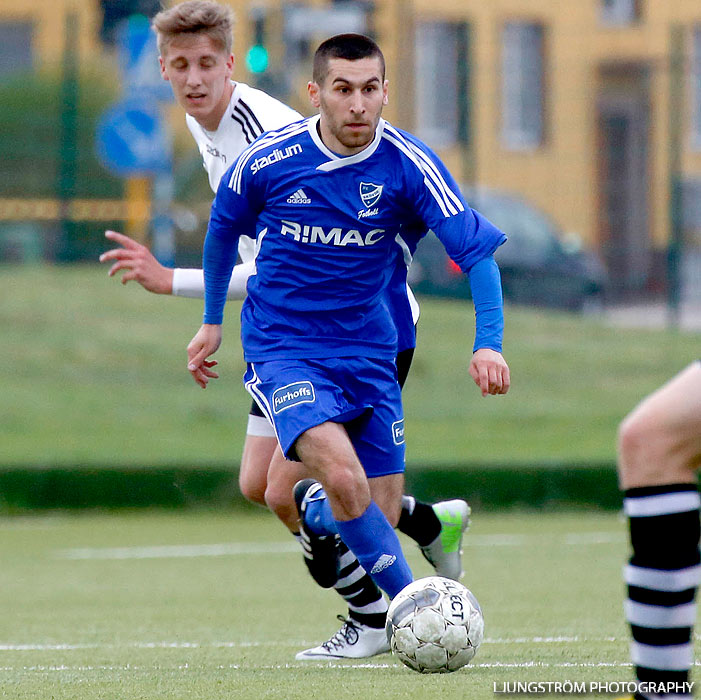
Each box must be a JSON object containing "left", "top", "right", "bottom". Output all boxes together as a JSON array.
[
  {"left": 95, "top": 98, "right": 172, "bottom": 177},
  {"left": 116, "top": 14, "right": 172, "bottom": 102}
]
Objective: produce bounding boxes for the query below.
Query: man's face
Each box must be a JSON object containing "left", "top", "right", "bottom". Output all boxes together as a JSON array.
[
  {"left": 159, "top": 33, "right": 233, "bottom": 130},
  {"left": 308, "top": 56, "right": 388, "bottom": 156}
]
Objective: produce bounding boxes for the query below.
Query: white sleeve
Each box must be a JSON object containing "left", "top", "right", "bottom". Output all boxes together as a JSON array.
[
  {"left": 172, "top": 261, "right": 255, "bottom": 301},
  {"left": 407, "top": 284, "right": 420, "bottom": 324}
]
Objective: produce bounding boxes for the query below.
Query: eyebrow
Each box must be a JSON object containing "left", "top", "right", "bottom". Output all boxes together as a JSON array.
[
  {"left": 169, "top": 54, "right": 216, "bottom": 64},
  {"left": 331, "top": 76, "right": 381, "bottom": 86}
]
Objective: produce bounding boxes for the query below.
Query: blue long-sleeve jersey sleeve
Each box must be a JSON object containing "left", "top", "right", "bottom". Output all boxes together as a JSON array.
[
  {"left": 468, "top": 255, "right": 504, "bottom": 352},
  {"left": 202, "top": 165, "right": 259, "bottom": 325}
]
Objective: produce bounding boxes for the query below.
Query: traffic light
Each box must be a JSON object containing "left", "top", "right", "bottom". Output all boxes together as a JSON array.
[
  {"left": 246, "top": 13, "right": 269, "bottom": 74},
  {"left": 246, "top": 44, "right": 269, "bottom": 74}
]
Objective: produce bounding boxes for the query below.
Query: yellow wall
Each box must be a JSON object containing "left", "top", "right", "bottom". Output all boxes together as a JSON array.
[
  {"left": 0, "top": 0, "right": 100, "bottom": 68},
  {"left": 375, "top": 0, "right": 701, "bottom": 251}
]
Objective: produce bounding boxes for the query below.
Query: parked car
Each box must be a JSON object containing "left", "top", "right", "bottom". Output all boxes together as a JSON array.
[{"left": 408, "top": 187, "right": 606, "bottom": 311}]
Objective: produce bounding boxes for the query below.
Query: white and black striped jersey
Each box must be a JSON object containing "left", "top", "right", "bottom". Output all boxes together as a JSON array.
[{"left": 186, "top": 82, "right": 302, "bottom": 262}]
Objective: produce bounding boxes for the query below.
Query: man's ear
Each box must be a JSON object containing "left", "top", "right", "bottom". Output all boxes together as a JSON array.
[
  {"left": 308, "top": 81, "right": 321, "bottom": 109},
  {"left": 159, "top": 56, "right": 170, "bottom": 82},
  {"left": 382, "top": 79, "right": 389, "bottom": 105}
]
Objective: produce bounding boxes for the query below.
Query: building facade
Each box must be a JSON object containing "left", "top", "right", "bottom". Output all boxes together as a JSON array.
[{"left": 2, "top": 0, "right": 700, "bottom": 297}]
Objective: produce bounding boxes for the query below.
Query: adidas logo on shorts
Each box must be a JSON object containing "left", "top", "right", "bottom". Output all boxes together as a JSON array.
[{"left": 287, "top": 188, "right": 312, "bottom": 204}]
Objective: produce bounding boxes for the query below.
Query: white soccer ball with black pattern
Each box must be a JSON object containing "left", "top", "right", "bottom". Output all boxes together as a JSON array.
[{"left": 385, "top": 576, "right": 484, "bottom": 673}]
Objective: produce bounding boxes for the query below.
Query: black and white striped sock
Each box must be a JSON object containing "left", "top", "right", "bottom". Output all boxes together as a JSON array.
[
  {"left": 624, "top": 484, "right": 700, "bottom": 698},
  {"left": 334, "top": 541, "right": 388, "bottom": 629}
]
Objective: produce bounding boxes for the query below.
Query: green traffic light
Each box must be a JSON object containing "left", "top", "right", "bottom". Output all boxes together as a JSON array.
[{"left": 246, "top": 45, "right": 269, "bottom": 73}]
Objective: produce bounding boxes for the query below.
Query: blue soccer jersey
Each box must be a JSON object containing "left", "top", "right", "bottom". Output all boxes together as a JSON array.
[{"left": 203, "top": 116, "right": 506, "bottom": 362}]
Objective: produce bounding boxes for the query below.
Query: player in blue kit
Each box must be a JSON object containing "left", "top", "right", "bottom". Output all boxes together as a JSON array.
[{"left": 187, "top": 34, "right": 510, "bottom": 606}]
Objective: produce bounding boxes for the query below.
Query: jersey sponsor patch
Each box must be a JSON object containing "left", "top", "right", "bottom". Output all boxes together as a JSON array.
[
  {"left": 250, "top": 143, "right": 303, "bottom": 174},
  {"left": 280, "top": 220, "right": 384, "bottom": 247},
  {"left": 391, "top": 419, "right": 405, "bottom": 445},
  {"left": 205, "top": 144, "right": 227, "bottom": 164},
  {"left": 272, "top": 380, "right": 316, "bottom": 414}
]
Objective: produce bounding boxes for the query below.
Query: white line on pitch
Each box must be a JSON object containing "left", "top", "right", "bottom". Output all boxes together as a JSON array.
[
  {"left": 55, "top": 532, "right": 625, "bottom": 560},
  {"left": 56, "top": 542, "right": 300, "bottom": 560},
  {"left": 6, "top": 635, "right": 699, "bottom": 653},
  {"left": 6, "top": 661, "right": 701, "bottom": 672}
]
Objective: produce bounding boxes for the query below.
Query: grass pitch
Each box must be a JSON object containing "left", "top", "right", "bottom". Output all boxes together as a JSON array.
[
  {"left": 2, "top": 507, "right": 693, "bottom": 700},
  {"left": 2, "top": 264, "right": 700, "bottom": 467}
]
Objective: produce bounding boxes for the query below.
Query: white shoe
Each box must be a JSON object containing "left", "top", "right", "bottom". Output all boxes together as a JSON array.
[
  {"left": 419, "top": 499, "right": 471, "bottom": 581},
  {"left": 295, "top": 616, "right": 390, "bottom": 660}
]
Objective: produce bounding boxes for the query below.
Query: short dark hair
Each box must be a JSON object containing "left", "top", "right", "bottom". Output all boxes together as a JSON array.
[{"left": 312, "top": 33, "right": 385, "bottom": 85}]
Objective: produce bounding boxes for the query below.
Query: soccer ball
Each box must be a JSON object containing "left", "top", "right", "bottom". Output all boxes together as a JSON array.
[{"left": 385, "top": 576, "right": 484, "bottom": 673}]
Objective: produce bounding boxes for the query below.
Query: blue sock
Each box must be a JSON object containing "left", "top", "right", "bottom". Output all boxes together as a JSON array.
[{"left": 335, "top": 500, "right": 413, "bottom": 599}]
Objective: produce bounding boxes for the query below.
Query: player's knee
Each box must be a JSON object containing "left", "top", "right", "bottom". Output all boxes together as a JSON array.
[
  {"left": 323, "top": 466, "right": 370, "bottom": 517},
  {"left": 238, "top": 470, "right": 267, "bottom": 506},
  {"left": 618, "top": 410, "right": 652, "bottom": 477},
  {"left": 617, "top": 408, "right": 682, "bottom": 486},
  {"left": 264, "top": 478, "right": 293, "bottom": 517},
  {"left": 264, "top": 484, "right": 298, "bottom": 531}
]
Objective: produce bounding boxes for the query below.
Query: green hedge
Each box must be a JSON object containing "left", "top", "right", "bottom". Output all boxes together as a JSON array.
[{"left": 0, "top": 463, "right": 623, "bottom": 512}]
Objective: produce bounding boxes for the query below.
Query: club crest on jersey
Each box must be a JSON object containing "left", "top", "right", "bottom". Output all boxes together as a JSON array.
[
  {"left": 272, "top": 381, "right": 315, "bottom": 414},
  {"left": 358, "top": 182, "right": 383, "bottom": 219},
  {"left": 360, "top": 182, "right": 383, "bottom": 208}
]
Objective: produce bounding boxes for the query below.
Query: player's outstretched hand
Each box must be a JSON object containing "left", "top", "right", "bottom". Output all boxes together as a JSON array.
[
  {"left": 469, "top": 348, "right": 510, "bottom": 397},
  {"left": 99, "top": 230, "right": 174, "bottom": 295},
  {"left": 187, "top": 324, "right": 222, "bottom": 389}
]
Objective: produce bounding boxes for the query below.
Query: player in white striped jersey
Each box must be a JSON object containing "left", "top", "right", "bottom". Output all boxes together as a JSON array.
[
  {"left": 100, "top": 1, "right": 472, "bottom": 660},
  {"left": 617, "top": 362, "right": 701, "bottom": 700}
]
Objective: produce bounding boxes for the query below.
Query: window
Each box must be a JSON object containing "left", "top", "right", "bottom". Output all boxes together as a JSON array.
[
  {"left": 600, "top": 0, "right": 641, "bottom": 27},
  {"left": 415, "top": 21, "right": 466, "bottom": 149},
  {"left": 0, "top": 22, "right": 33, "bottom": 77},
  {"left": 501, "top": 22, "right": 545, "bottom": 150},
  {"left": 693, "top": 28, "right": 701, "bottom": 150}
]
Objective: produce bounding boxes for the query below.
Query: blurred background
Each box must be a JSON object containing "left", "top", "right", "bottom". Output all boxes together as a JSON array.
[{"left": 1, "top": 0, "right": 700, "bottom": 510}]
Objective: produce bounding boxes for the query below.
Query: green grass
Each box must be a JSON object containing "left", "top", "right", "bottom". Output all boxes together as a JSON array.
[
  {"left": 0, "top": 507, "right": 681, "bottom": 700},
  {"left": 2, "top": 263, "right": 699, "bottom": 467}
]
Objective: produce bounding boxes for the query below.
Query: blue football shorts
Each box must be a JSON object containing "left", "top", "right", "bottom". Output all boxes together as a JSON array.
[{"left": 243, "top": 356, "right": 406, "bottom": 478}]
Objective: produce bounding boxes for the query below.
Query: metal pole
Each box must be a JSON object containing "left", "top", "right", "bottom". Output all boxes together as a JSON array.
[
  {"left": 58, "top": 10, "right": 79, "bottom": 261},
  {"left": 666, "top": 24, "right": 684, "bottom": 328},
  {"left": 457, "top": 22, "right": 474, "bottom": 188}
]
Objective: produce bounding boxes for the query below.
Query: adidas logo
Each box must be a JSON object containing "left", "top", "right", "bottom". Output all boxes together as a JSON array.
[
  {"left": 370, "top": 553, "right": 396, "bottom": 575},
  {"left": 287, "top": 188, "right": 311, "bottom": 204}
]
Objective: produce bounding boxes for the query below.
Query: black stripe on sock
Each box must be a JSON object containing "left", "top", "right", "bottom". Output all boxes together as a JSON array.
[
  {"left": 397, "top": 500, "right": 441, "bottom": 547},
  {"left": 626, "top": 484, "right": 699, "bottom": 499},
  {"left": 348, "top": 610, "right": 387, "bottom": 629},
  {"left": 635, "top": 667, "right": 689, "bottom": 684},
  {"left": 631, "top": 624, "right": 692, "bottom": 646},
  {"left": 629, "top": 511, "right": 701, "bottom": 570},
  {"left": 628, "top": 585, "right": 697, "bottom": 607}
]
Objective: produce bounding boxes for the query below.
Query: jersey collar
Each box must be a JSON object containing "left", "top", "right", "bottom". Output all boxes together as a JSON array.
[{"left": 308, "top": 115, "right": 386, "bottom": 172}]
